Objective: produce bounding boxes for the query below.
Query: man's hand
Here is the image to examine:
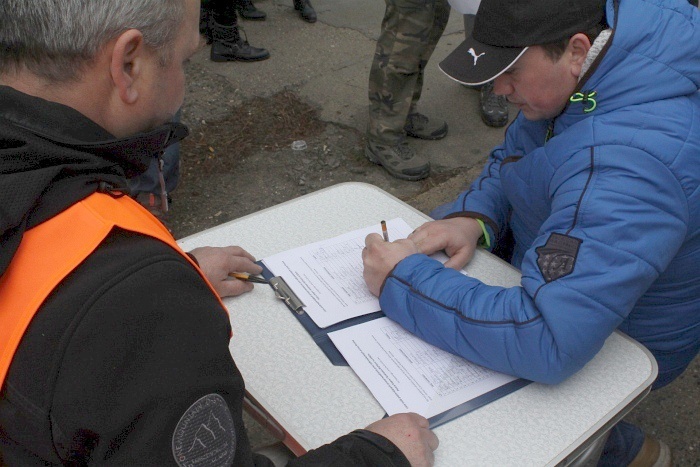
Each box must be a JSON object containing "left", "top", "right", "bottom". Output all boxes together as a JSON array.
[
  {"left": 365, "top": 413, "right": 439, "bottom": 467},
  {"left": 362, "top": 234, "right": 419, "bottom": 296},
  {"left": 188, "top": 246, "right": 263, "bottom": 298},
  {"left": 409, "top": 217, "right": 483, "bottom": 269}
]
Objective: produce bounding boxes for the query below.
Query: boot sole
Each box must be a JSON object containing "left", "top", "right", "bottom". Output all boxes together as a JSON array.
[
  {"left": 405, "top": 127, "right": 448, "bottom": 140},
  {"left": 364, "top": 147, "right": 429, "bottom": 181},
  {"left": 211, "top": 53, "right": 270, "bottom": 62}
]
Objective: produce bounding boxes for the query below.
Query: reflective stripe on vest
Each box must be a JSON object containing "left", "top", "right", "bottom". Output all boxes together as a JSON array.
[{"left": 0, "top": 192, "right": 228, "bottom": 387}]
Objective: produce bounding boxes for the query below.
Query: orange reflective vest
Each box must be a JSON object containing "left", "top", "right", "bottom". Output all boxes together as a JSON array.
[{"left": 0, "top": 192, "right": 227, "bottom": 387}]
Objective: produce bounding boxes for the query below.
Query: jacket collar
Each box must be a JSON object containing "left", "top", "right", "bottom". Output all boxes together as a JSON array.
[
  {"left": 0, "top": 85, "right": 189, "bottom": 178},
  {"left": 0, "top": 85, "right": 189, "bottom": 277}
]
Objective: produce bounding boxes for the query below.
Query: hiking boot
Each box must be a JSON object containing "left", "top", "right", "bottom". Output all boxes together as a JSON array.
[
  {"left": 404, "top": 112, "right": 448, "bottom": 140},
  {"left": 210, "top": 21, "right": 270, "bottom": 62},
  {"left": 628, "top": 436, "right": 671, "bottom": 467},
  {"left": 365, "top": 140, "right": 430, "bottom": 181},
  {"left": 479, "top": 81, "right": 508, "bottom": 127},
  {"left": 293, "top": 0, "right": 317, "bottom": 23},
  {"left": 235, "top": 0, "right": 267, "bottom": 20}
]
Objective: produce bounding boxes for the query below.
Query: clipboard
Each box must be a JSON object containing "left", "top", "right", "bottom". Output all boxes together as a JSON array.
[
  {"left": 258, "top": 261, "right": 383, "bottom": 366},
  {"left": 257, "top": 260, "right": 530, "bottom": 429},
  {"left": 426, "top": 378, "right": 531, "bottom": 428}
]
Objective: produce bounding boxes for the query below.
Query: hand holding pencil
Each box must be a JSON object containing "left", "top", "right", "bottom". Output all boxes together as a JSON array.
[
  {"left": 229, "top": 272, "right": 268, "bottom": 284},
  {"left": 188, "top": 245, "right": 264, "bottom": 298},
  {"left": 361, "top": 220, "right": 419, "bottom": 296}
]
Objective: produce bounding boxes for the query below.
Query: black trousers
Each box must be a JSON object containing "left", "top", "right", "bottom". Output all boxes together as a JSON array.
[{"left": 203, "top": 0, "right": 237, "bottom": 26}]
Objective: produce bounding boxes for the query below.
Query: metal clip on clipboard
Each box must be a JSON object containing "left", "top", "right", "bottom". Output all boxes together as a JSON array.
[{"left": 269, "top": 276, "right": 305, "bottom": 314}]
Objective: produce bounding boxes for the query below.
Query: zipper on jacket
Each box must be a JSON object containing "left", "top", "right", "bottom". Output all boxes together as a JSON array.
[{"left": 545, "top": 119, "right": 554, "bottom": 144}]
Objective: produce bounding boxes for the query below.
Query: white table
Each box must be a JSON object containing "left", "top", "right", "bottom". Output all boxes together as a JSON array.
[{"left": 178, "top": 182, "right": 657, "bottom": 466}]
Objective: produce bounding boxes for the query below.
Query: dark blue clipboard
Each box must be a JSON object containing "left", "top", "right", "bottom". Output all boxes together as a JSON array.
[
  {"left": 258, "top": 261, "right": 383, "bottom": 366},
  {"left": 257, "top": 260, "right": 531, "bottom": 428},
  {"left": 426, "top": 378, "right": 531, "bottom": 428}
]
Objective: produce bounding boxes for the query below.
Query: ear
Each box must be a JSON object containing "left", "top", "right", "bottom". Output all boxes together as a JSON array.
[
  {"left": 109, "top": 29, "right": 145, "bottom": 105},
  {"left": 567, "top": 33, "right": 593, "bottom": 79}
]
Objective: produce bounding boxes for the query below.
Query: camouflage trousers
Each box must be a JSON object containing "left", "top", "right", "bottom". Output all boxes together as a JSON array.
[{"left": 367, "top": 0, "right": 451, "bottom": 145}]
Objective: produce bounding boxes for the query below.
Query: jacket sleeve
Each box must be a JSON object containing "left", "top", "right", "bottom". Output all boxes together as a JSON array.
[
  {"left": 379, "top": 144, "right": 688, "bottom": 384},
  {"left": 47, "top": 250, "right": 259, "bottom": 465},
  {"left": 287, "top": 430, "right": 410, "bottom": 466}
]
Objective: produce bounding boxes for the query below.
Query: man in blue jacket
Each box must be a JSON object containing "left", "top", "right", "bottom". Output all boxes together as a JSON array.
[{"left": 362, "top": 0, "right": 700, "bottom": 464}]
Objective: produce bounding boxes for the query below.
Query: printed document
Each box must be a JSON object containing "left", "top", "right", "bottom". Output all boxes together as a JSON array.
[
  {"left": 262, "top": 218, "right": 414, "bottom": 328},
  {"left": 328, "top": 317, "right": 518, "bottom": 419}
]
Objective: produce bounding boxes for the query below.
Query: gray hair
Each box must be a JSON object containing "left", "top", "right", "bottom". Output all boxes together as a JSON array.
[{"left": 0, "top": 0, "right": 186, "bottom": 82}]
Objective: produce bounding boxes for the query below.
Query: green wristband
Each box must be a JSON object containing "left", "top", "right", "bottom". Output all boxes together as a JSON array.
[{"left": 475, "top": 219, "right": 491, "bottom": 249}]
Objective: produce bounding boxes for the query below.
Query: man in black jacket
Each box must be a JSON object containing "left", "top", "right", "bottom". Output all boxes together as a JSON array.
[{"left": 0, "top": 0, "right": 438, "bottom": 465}]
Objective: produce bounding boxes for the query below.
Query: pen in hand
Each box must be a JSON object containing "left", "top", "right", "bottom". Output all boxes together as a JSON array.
[
  {"left": 381, "top": 220, "right": 390, "bottom": 242},
  {"left": 229, "top": 272, "right": 268, "bottom": 284}
]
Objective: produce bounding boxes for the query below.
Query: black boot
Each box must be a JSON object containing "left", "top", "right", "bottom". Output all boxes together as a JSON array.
[
  {"left": 235, "top": 0, "right": 267, "bottom": 20},
  {"left": 210, "top": 21, "right": 270, "bottom": 62},
  {"left": 293, "top": 0, "right": 317, "bottom": 23}
]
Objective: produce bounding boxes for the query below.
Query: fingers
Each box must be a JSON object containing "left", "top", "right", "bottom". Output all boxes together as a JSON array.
[
  {"left": 189, "top": 245, "right": 259, "bottom": 273},
  {"left": 189, "top": 245, "right": 265, "bottom": 298},
  {"left": 365, "top": 232, "right": 384, "bottom": 247},
  {"left": 409, "top": 222, "right": 446, "bottom": 255},
  {"left": 220, "top": 247, "right": 261, "bottom": 274},
  {"left": 405, "top": 413, "right": 439, "bottom": 457},
  {"left": 425, "top": 425, "right": 440, "bottom": 451},
  {"left": 407, "top": 225, "right": 426, "bottom": 247},
  {"left": 443, "top": 247, "right": 474, "bottom": 270},
  {"left": 228, "top": 255, "right": 263, "bottom": 275},
  {"left": 215, "top": 278, "right": 255, "bottom": 298},
  {"left": 219, "top": 245, "right": 257, "bottom": 263},
  {"left": 223, "top": 253, "right": 263, "bottom": 297},
  {"left": 402, "top": 412, "right": 429, "bottom": 428}
]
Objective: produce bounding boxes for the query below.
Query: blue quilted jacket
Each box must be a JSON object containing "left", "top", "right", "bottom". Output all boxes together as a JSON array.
[{"left": 380, "top": 0, "right": 700, "bottom": 385}]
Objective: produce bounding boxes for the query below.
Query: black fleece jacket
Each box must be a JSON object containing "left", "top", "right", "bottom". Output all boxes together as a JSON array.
[{"left": 0, "top": 86, "right": 409, "bottom": 466}]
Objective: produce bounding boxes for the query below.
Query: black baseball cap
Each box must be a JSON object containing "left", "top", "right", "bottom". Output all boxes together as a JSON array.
[{"left": 439, "top": 0, "right": 606, "bottom": 86}]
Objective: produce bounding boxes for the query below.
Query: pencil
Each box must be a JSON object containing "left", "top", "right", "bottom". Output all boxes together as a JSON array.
[
  {"left": 229, "top": 272, "right": 268, "bottom": 284},
  {"left": 381, "top": 220, "right": 389, "bottom": 242}
]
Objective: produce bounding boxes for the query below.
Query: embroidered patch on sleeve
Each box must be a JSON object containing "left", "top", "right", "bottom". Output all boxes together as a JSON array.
[
  {"left": 536, "top": 233, "right": 582, "bottom": 283},
  {"left": 172, "top": 393, "right": 236, "bottom": 467}
]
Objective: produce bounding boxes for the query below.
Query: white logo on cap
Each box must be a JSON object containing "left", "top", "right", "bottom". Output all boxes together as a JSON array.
[{"left": 468, "top": 48, "right": 485, "bottom": 66}]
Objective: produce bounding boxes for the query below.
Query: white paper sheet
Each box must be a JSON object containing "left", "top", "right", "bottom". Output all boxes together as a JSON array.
[
  {"left": 262, "top": 218, "right": 414, "bottom": 328},
  {"left": 328, "top": 317, "right": 518, "bottom": 419}
]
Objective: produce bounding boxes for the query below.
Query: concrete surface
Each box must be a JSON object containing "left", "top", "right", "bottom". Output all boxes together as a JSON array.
[
  {"left": 188, "top": 1, "right": 699, "bottom": 463},
  {"left": 192, "top": 0, "right": 509, "bottom": 175}
]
